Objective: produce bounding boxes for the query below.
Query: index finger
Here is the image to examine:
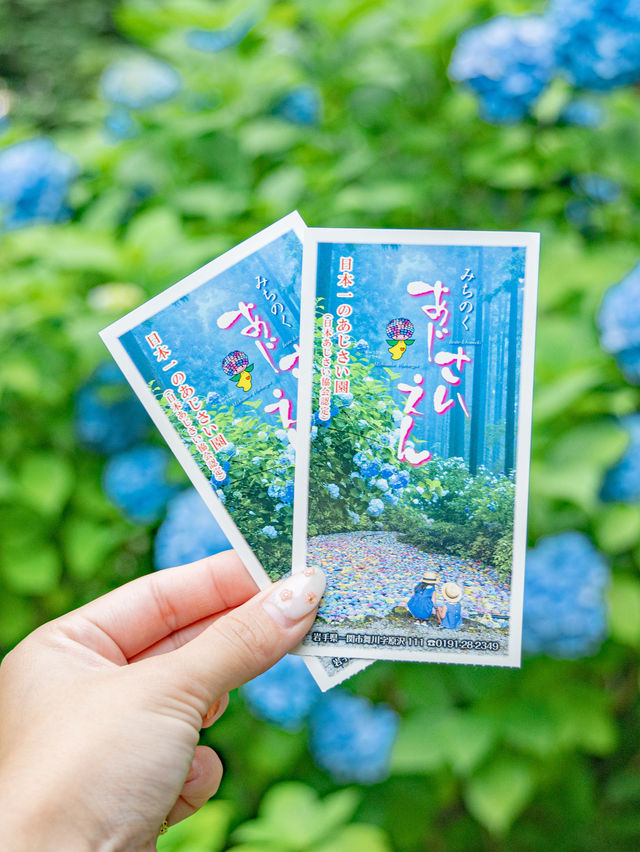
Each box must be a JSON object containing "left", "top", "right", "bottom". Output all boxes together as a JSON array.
[{"left": 63, "top": 549, "right": 260, "bottom": 660}]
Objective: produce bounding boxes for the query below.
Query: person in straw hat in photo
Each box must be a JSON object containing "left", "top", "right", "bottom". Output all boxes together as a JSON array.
[
  {"left": 437, "top": 582, "right": 464, "bottom": 630},
  {"left": 406, "top": 569, "right": 440, "bottom": 622}
]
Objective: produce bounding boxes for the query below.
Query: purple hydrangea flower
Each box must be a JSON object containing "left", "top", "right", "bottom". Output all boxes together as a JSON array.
[
  {"left": 241, "top": 655, "right": 320, "bottom": 731},
  {"left": 100, "top": 56, "right": 181, "bottom": 110},
  {"left": 0, "top": 138, "right": 77, "bottom": 230},
  {"left": 309, "top": 691, "right": 399, "bottom": 784},
  {"left": 523, "top": 531, "right": 609, "bottom": 658},
  {"left": 449, "top": 15, "right": 556, "bottom": 123},
  {"left": 601, "top": 413, "right": 640, "bottom": 503},
  {"left": 103, "top": 445, "right": 179, "bottom": 525},
  {"left": 550, "top": 0, "right": 640, "bottom": 91},
  {"left": 154, "top": 488, "right": 230, "bottom": 570},
  {"left": 75, "top": 363, "right": 152, "bottom": 455}
]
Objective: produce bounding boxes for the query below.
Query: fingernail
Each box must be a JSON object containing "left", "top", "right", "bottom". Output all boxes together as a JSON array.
[
  {"left": 262, "top": 566, "right": 326, "bottom": 628},
  {"left": 202, "top": 698, "right": 221, "bottom": 725}
]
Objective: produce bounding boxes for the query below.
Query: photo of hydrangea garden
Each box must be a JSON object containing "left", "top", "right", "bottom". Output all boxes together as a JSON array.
[
  {"left": 116, "top": 225, "right": 303, "bottom": 583},
  {"left": 300, "top": 240, "right": 529, "bottom": 659},
  {"left": 2, "top": 0, "right": 640, "bottom": 848}
]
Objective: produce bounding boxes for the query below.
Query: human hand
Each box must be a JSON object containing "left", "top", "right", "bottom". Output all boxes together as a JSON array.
[{"left": 0, "top": 550, "right": 325, "bottom": 851}]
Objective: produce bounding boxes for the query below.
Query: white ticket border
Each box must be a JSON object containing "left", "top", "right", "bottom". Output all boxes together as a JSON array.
[
  {"left": 292, "top": 227, "right": 540, "bottom": 666},
  {"left": 100, "top": 211, "right": 370, "bottom": 691}
]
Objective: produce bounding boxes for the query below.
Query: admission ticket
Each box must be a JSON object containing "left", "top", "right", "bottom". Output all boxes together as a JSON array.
[
  {"left": 100, "top": 212, "right": 370, "bottom": 691},
  {"left": 293, "top": 228, "right": 539, "bottom": 666}
]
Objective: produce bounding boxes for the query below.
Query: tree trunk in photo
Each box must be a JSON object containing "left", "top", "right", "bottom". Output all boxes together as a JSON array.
[{"left": 504, "top": 251, "right": 519, "bottom": 475}]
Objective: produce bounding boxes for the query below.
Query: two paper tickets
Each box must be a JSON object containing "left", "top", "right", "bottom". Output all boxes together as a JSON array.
[{"left": 101, "top": 212, "right": 539, "bottom": 690}]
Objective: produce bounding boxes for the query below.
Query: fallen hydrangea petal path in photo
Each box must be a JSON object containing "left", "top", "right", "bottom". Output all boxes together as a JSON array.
[{"left": 308, "top": 532, "right": 510, "bottom": 629}]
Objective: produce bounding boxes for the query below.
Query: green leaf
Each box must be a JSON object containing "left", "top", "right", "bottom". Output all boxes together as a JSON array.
[
  {"left": 532, "top": 367, "right": 604, "bottom": 422},
  {"left": 391, "top": 709, "right": 497, "bottom": 777},
  {"left": 16, "top": 453, "right": 74, "bottom": 517},
  {"left": 0, "top": 544, "right": 62, "bottom": 595},
  {"left": 0, "top": 591, "right": 37, "bottom": 647},
  {"left": 313, "top": 823, "right": 393, "bottom": 852},
  {"left": 464, "top": 754, "right": 535, "bottom": 836},
  {"left": 608, "top": 575, "right": 640, "bottom": 647},
  {"left": 61, "top": 517, "right": 130, "bottom": 580},
  {"left": 233, "top": 784, "right": 360, "bottom": 851},
  {"left": 502, "top": 700, "right": 562, "bottom": 757},
  {"left": 595, "top": 504, "right": 640, "bottom": 554},
  {"left": 157, "top": 800, "right": 234, "bottom": 852}
]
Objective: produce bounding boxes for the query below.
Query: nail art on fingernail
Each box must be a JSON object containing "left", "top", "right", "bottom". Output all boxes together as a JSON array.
[{"left": 262, "top": 566, "right": 326, "bottom": 627}]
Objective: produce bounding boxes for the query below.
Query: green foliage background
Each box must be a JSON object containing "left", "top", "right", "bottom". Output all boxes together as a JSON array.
[{"left": 1, "top": 0, "right": 640, "bottom": 848}]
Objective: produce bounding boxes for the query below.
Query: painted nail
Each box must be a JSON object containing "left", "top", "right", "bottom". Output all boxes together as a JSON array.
[{"left": 262, "top": 566, "right": 326, "bottom": 628}]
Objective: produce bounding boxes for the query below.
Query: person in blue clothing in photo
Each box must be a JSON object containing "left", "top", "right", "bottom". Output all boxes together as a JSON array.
[
  {"left": 407, "top": 569, "right": 439, "bottom": 622},
  {"left": 437, "top": 582, "right": 463, "bottom": 629}
]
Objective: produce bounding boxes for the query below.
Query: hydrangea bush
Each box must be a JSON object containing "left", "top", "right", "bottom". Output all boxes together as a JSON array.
[{"left": 2, "top": 0, "right": 640, "bottom": 848}]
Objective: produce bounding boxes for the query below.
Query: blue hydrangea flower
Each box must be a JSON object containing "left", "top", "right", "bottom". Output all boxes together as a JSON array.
[
  {"left": 103, "top": 445, "right": 179, "bottom": 525},
  {"left": 379, "top": 463, "right": 396, "bottom": 479},
  {"left": 100, "top": 56, "right": 181, "bottom": 110},
  {"left": 383, "top": 492, "right": 399, "bottom": 506},
  {"left": 523, "top": 531, "right": 609, "bottom": 658},
  {"left": 267, "top": 482, "right": 281, "bottom": 499},
  {"left": 273, "top": 86, "right": 322, "bottom": 125},
  {"left": 104, "top": 107, "right": 139, "bottom": 141},
  {"left": 207, "top": 391, "right": 222, "bottom": 406},
  {"left": 75, "top": 363, "right": 152, "bottom": 455},
  {"left": 616, "top": 347, "right": 640, "bottom": 383},
  {"left": 449, "top": 15, "right": 556, "bottom": 123},
  {"left": 598, "top": 262, "right": 640, "bottom": 383},
  {"left": 261, "top": 525, "right": 278, "bottom": 538},
  {"left": 550, "top": 0, "right": 640, "bottom": 90},
  {"left": 353, "top": 339, "right": 370, "bottom": 354},
  {"left": 361, "top": 460, "right": 382, "bottom": 478},
  {"left": 0, "top": 138, "right": 77, "bottom": 230},
  {"left": 241, "top": 655, "right": 320, "bottom": 731},
  {"left": 347, "top": 509, "right": 360, "bottom": 523},
  {"left": 388, "top": 471, "right": 410, "bottom": 489},
  {"left": 560, "top": 97, "right": 605, "bottom": 127},
  {"left": 325, "top": 483, "right": 340, "bottom": 499},
  {"left": 186, "top": 11, "right": 255, "bottom": 53},
  {"left": 335, "top": 392, "right": 354, "bottom": 406},
  {"left": 353, "top": 451, "right": 366, "bottom": 468},
  {"left": 574, "top": 173, "right": 621, "bottom": 203},
  {"left": 601, "top": 414, "right": 640, "bottom": 502},
  {"left": 309, "top": 691, "right": 399, "bottom": 784},
  {"left": 281, "top": 482, "right": 295, "bottom": 504},
  {"left": 154, "top": 488, "right": 230, "bottom": 570},
  {"left": 367, "top": 498, "right": 385, "bottom": 517},
  {"left": 565, "top": 198, "right": 592, "bottom": 228},
  {"left": 375, "top": 478, "right": 389, "bottom": 492},
  {"left": 217, "top": 442, "right": 236, "bottom": 459}
]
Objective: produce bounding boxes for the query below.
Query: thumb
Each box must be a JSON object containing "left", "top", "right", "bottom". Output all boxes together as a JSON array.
[{"left": 167, "top": 565, "right": 326, "bottom": 703}]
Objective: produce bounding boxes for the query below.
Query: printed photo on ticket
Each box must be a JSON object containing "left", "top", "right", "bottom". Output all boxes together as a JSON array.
[
  {"left": 100, "top": 212, "right": 370, "bottom": 690},
  {"left": 293, "top": 228, "right": 539, "bottom": 667}
]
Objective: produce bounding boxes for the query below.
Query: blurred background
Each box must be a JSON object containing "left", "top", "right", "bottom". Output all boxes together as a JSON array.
[{"left": 1, "top": 0, "right": 640, "bottom": 849}]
